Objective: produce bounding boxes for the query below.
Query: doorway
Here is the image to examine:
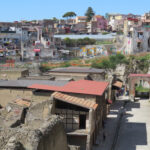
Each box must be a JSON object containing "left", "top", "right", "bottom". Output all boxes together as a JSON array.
[{"left": 79, "top": 115, "right": 86, "bottom": 129}]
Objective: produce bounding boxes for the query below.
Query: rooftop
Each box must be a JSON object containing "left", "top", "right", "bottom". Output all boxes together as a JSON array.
[
  {"left": 113, "top": 81, "right": 123, "bottom": 88},
  {"left": 0, "top": 80, "right": 68, "bottom": 88},
  {"left": 28, "top": 80, "right": 109, "bottom": 96},
  {"left": 52, "top": 92, "right": 98, "bottom": 110},
  {"left": 49, "top": 67, "right": 105, "bottom": 74}
]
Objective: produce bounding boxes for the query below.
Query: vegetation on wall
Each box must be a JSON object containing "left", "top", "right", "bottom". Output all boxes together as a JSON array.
[
  {"left": 91, "top": 53, "right": 128, "bottom": 69},
  {"left": 64, "top": 37, "right": 96, "bottom": 47},
  {"left": 96, "top": 40, "right": 114, "bottom": 45},
  {"left": 101, "top": 32, "right": 109, "bottom": 35},
  {"left": 116, "top": 31, "right": 124, "bottom": 35},
  {"left": 39, "top": 52, "right": 150, "bottom": 73},
  {"left": 126, "top": 53, "right": 150, "bottom": 73}
]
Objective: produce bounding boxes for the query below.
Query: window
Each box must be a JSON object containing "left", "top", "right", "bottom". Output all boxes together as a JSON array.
[
  {"left": 79, "top": 115, "right": 86, "bottom": 129},
  {"left": 137, "top": 42, "right": 141, "bottom": 48}
]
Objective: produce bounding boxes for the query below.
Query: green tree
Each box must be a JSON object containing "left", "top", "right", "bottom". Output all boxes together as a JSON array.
[
  {"left": 85, "top": 7, "right": 95, "bottom": 22},
  {"left": 62, "top": 12, "right": 77, "bottom": 19},
  {"left": 105, "top": 13, "right": 109, "bottom": 20},
  {"left": 52, "top": 17, "right": 58, "bottom": 22}
]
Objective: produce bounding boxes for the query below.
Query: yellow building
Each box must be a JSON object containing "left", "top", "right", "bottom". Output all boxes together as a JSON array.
[{"left": 109, "top": 14, "right": 124, "bottom": 21}]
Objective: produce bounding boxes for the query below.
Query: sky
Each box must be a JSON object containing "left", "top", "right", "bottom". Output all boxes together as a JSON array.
[{"left": 1, "top": 0, "right": 150, "bottom": 22}]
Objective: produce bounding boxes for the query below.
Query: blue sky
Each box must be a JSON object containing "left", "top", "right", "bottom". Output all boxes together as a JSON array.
[{"left": 1, "top": 0, "right": 150, "bottom": 22}]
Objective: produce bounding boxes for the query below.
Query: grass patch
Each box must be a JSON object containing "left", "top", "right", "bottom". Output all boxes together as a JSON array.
[
  {"left": 96, "top": 41, "right": 114, "bottom": 45},
  {"left": 101, "top": 32, "right": 109, "bottom": 35},
  {"left": 136, "top": 85, "right": 150, "bottom": 93}
]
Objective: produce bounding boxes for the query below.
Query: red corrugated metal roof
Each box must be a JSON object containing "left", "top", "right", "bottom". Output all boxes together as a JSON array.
[
  {"left": 52, "top": 92, "right": 98, "bottom": 110},
  {"left": 129, "top": 74, "right": 150, "bottom": 77},
  {"left": 28, "top": 80, "right": 109, "bottom": 96}
]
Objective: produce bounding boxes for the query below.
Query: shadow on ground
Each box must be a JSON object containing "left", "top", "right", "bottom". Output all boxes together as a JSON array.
[
  {"left": 93, "top": 97, "right": 148, "bottom": 150},
  {"left": 115, "top": 100, "right": 147, "bottom": 150}
]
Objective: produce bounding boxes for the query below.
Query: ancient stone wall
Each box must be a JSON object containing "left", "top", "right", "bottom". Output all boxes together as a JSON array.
[
  {"left": 36, "top": 121, "right": 68, "bottom": 150},
  {"left": 89, "top": 73, "right": 105, "bottom": 81},
  {"left": 0, "top": 88, "right": 51, "bottom": 107},
  {"left": 0, "top": 69, "right": 29, "bottom": 80},
  {"left": 0, "top": 99, "right": 68, "bottom": 150}
]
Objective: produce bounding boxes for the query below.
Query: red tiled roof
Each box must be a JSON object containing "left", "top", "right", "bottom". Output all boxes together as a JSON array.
[
  {"left": 77, "top": 16, "right": 87, "bottom": 19},
  {"left": 95, "top": 15, "right": 103, "bottom": 18},
  {"left": 52, "top": 92, "right": 98, "bottom": 110},
  {"left": 28, "top": 80, "right": 109, "bottom": 96},
  {"left": 13, "top": 98, "right": 31, "bottom": 107},
  {"left": 129, "top": 74, "right": 150, "bottom": 77}
]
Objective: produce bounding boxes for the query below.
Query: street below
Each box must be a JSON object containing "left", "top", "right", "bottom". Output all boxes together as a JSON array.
[{"left": 93, "top": 97, "right": 150, "bottom": 150}]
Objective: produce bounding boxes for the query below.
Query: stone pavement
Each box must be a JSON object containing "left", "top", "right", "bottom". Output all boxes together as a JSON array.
[
  {"left": 93, "top": 96, "right": 127, "bottom": 150},
  {"left": 93, "top": 97, "right": 150, "bottom": 150},
  {"left": 115, "top": 99, "right": 150, "bottom": 150}
]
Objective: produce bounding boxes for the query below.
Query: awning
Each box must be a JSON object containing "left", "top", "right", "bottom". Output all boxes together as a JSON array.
[
  {"left": 52, "top": 92, "right": 98, "bottom": 110},
  {"left": 113, "top": 81, "right": 123, "bottom": 88},
  {"left": 0, "top": 49, "right": 4, "bottom": 52},
  {"left": 33, "top": 49, "right": 40, "bottom": 52}
]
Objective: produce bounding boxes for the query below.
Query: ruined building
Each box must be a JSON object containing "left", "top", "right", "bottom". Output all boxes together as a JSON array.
[
  {"left": 120, "top": 12, "right": 150, "bottom": 54},
  {"left": 0, "top": 79, "right": 110, "bottom": 150},
  {"left": 0, "top": 98, "right": 68, "bottom": 150}
]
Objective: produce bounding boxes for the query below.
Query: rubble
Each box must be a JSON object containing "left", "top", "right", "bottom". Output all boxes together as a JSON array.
[{"left": 0, "top": 99, "right": 68, "bottom": 150}]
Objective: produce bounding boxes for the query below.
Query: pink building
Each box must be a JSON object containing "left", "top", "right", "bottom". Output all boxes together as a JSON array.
[{"left": 92, "top": 15, "right": 107, "bottom": 32}]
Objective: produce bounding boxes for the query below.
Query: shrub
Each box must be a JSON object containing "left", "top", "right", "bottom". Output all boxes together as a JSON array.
[
  {"left": 136, "top": 85, "right": 150, "bottom": 93},
  {"left": 64, "top": 37, "right": 96, "bottom": 47},
  {"left": 101, "top": 32, "right": 109, "bottom": 35},
  {"left": 91, "top": 53, "right": 127, "bottom": 69}
]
